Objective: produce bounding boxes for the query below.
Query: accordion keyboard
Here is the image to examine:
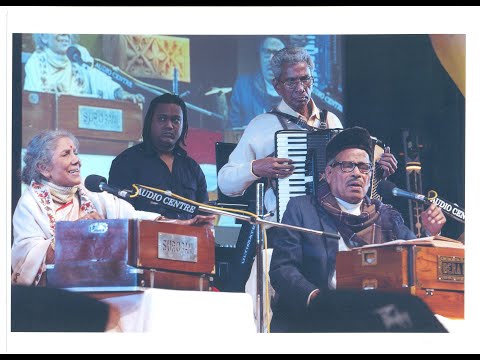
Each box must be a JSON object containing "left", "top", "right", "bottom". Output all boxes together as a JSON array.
[{"left": 275, "top": 129, "right": 383, "bottom": 223}]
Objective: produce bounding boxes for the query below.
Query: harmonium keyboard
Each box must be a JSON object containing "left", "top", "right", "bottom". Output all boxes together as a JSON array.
[{"left": 275, "top": 129, "right": 385, "bottom": 222}]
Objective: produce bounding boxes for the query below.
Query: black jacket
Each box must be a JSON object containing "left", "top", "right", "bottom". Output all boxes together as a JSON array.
[
  {"left": 269, "top": 194, "right": 415, "bottom": 332},
  {"left": 109, "top": 143, "right": 208, "bottom": 219}
]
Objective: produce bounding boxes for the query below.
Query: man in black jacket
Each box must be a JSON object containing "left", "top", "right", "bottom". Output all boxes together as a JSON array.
[
  {"left": 109, "top": 93, "right": 212, "bottom": 221},
  {"left": 269, "top": 126, "right": 446, "bottom": 332}
]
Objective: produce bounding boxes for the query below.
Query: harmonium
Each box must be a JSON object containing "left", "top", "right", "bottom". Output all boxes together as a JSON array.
[
  {"left": 46, "top": 219, "right": 215, "bottom": 292},
  {"left": 22, "top": 91, "right": 143, "bottom": 156},
  {"left": 336, "top": 236, "right": 464, "bottom": 319}
]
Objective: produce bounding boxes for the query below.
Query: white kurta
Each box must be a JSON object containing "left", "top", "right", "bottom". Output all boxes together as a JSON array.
[
  {"left": 11, "top": 182, "right": 160, "bottom": 286},
  {"left": 217, "top": 99, "right": 343, "bottom": 219},
  {"left": 24, "top": 49, "right": 121, "bottom": 100}
]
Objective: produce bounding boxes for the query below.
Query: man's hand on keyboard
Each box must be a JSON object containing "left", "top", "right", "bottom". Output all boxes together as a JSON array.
[{"left": 252, "top": 157, "right": 295, "bottom": 179}]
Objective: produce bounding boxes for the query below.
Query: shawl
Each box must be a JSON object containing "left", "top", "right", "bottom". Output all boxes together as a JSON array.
[{"left": 316, "top": 180, "right": 404, "bottom": 248}]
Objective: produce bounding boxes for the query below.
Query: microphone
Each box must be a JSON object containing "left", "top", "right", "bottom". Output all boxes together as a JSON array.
[
  {"left": 66, "top": 46, "right": 84, "bottom": 66},
  {"left": 377, "top": 180, "right": 465, "bottom": 224},
  {"left": 84, "top": 175, "right": 131, "bottom": 199},
  {"left": 66, "top": 47, "right": 135, "bottom": 91},
  {"left": 377, "top": 180, "right": 426, "bottom": 202}
]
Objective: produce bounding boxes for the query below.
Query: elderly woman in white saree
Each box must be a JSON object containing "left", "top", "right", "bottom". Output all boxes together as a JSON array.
[
  {"left": 12, "top": 129, "right": 214, "bottom": 286},
  {"left": 23, "top": 33, "right": 144, "bottom": 104}
]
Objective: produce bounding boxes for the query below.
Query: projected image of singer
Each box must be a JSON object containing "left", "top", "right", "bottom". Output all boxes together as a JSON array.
[
  {"left": 228, "top": 36, "right": 286, "bottom": 129},
  {"left": 269, "top": 127, "right": 446, "bottom": 333},
  {"left": 108, "top": 93, "right": 211, "bottom": 220},
  {"left": 11, "top": 129, "right": 214, "bottom": 287},
  {"left": 23, "top": 33, "right": 144, "bottom": 104}
]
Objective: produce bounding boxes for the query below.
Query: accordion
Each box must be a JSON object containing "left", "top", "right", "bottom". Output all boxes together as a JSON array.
[{"left": 275, "top": 129, "right": 385, "bottom": 222}]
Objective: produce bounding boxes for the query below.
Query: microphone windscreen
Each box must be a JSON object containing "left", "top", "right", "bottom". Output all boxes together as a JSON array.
[
  {"left": 84, "top": 175, "right": 107, "bottom": 193},
  {"left": 66, "top": 46, "right": 81, "bottom": 63},
  {"left": 377, "top": 180, "right": 397, "bottom": 198}
]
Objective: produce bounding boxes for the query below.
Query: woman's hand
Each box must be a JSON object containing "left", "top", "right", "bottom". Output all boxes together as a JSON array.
[
  {"left": 188, "top": 214, "right": 216, "bottom": 226},
  {"left": 159, "top": 214, "right": 216, "bottom": 226},
  {"left": 77, "top": 212, "right": 105, "bottom": 221}
]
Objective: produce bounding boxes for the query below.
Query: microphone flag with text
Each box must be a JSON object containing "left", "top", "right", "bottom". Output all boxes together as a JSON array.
[
  {"left": 84, "top": 175, "right": 199, "bottom": 216},
  {"left": 131, "top": 184, "right": 199, "bottom": 216},
  {"left": 377, "top": 180, "right": 465, "bottom": 224}
]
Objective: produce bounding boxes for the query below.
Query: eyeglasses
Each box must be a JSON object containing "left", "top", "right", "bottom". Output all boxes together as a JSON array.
[
  {"left": 330, "top": 160, "right": 373, "bottom": 174},
  {"left": 279, "top": 76, "right": 314, "bottom": 90}
]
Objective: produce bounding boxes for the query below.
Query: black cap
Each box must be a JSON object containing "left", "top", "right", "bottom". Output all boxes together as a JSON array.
[{"left": 326, "top": 126, "right": 373, "bottom": 162}]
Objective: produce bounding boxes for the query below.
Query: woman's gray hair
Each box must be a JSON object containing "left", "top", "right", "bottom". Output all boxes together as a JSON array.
[
  {"left": 21, "top": 129, "right": 79, "bottom": 184},
  {"left": 271, "top": 47, "right": 314, "bottom": 80},
  {"left": 32, "top": 34, "right": 79, "bottom": 51}
]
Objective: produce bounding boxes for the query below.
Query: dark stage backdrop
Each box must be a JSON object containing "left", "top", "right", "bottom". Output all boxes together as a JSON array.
[{"left": 344, "top": 34, "right": 465, "bottom": 239}]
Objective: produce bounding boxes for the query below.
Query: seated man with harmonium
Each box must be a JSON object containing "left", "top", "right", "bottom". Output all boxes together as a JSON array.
[{"left": 268, "top": 126, "right": 446, "bottom": 333}]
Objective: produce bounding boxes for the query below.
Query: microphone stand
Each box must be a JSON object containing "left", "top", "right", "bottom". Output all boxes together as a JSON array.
[
  {"left": 198, "top": 190, "right": 340, "bottom": 334},
  {"left": 130, "top": 183, "right": 338, "bottom": 238},
  {"left": 129, "top": 182, "right": 340, "bottom": 333},
  {"left": 92, "top": 58, "right": 225, "bottom": 120},
  {"left": 196, "top": 203, "right": 340, "bottom": 239},
  {"left": 255, "top": 183, "right": 265, "bottom": 334}
]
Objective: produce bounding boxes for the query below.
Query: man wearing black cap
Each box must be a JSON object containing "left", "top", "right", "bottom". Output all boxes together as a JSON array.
[
  {"left": 268, "top": 126, "right": 446, "bottom": 332},
  {"left": 218, "top": 47, "right": 397, "bottom": 293}
]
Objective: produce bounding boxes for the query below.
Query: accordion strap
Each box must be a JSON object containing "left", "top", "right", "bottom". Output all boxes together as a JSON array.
[{"left": 268, "top": 108, "right": 328, "bottom": 132}]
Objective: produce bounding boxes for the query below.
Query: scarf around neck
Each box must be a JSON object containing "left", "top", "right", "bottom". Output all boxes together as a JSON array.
[
  {"left": 39, "top": 48, "right": 86, "bottom": 95},
  {"left": 316, "top": 180, "right": 402, "bottom": 248},
  {"left": 41, "top": 180, "right": 79, "bottom": 204},
  {"left": 31, "top": 181, "right": 97, "bottom": 240},
  {"left": 44, "top": 47, "right": 70, "bottom": 70}
]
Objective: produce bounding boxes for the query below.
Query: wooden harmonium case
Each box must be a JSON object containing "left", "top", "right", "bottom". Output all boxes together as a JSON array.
[
  {"left": 129, "top": 220, "right": 215, "bottom": 290},
  {"left": 336, "top": 236, "right": 465, "bottom": 319},
  {"left": 47, "top": 219, "right": 215, "bottom": 291}
]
